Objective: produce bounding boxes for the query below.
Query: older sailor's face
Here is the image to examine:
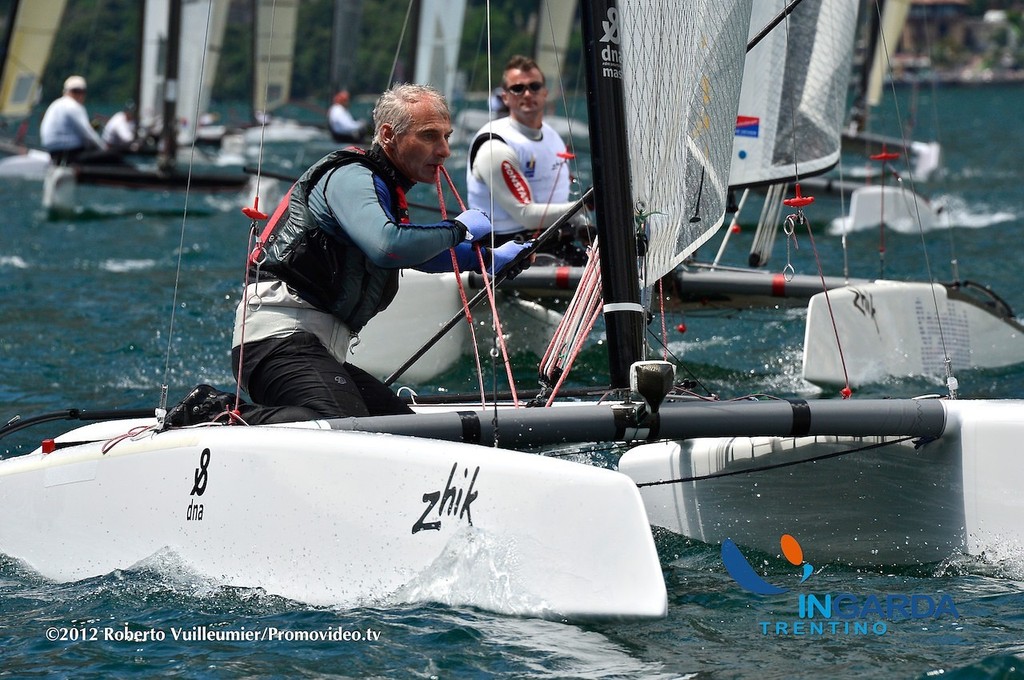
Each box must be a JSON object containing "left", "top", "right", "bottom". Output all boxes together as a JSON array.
[{"left": 386, "top": 100, "right": 452, "bottom": 184}]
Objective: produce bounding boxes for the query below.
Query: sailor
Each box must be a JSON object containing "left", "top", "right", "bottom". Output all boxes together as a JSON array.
[
  {"left": 466, "top": 55, "right": 589, "bottom": 265},
  {"left": 39, "top": 75, "right": 121, "bottom": 165},
  {"left": 327, "top": 89, "right": 368, "bottom": 143},
  {"left": 101, "top": 102, "right": 138, "bottom": 151},
  {"left": 226, "top": 83, "right": 532, "bottom": 422}
]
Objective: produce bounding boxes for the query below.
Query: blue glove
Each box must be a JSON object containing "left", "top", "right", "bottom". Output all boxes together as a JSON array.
[
  {"left": 488, "top": 240, "right": 533, "bottom": 278},
  {"left": 455, "top": 209, "right": 492, "bottom": 242}
]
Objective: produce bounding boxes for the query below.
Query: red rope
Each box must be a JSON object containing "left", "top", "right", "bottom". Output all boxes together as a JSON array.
[
  {"left": 438, "top": 165, "right": 521, "bottom": 406},
  {"left": 434, "top": 170, "right": 487, "bottom": 405},
  {"left": 797, "top": 213, "right": 853, "bottom": 399}
]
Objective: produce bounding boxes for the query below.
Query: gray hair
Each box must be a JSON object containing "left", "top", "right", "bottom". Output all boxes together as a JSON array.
[{"left": 371, "top": 83, "right": 450, "bottom": 145}]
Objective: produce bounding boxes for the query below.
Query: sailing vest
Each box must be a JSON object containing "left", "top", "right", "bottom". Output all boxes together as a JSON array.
[
  {"left": 255, "top": 147, "right": 410, "bottom": 332},
  {"left": 466, "top": 117, "right": 571, "bottom": 235}
]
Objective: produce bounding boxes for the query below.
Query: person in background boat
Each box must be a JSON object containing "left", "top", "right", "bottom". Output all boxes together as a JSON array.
[
  {"left": 214, "top": 83, "right": 532, "bottom": 425},
  {"left": 39, "top": 75, "right": 123, "bottom": 166},
  {"left": 327, "top": 89, "right": 368, "bottom": 143},
  {"left": 467, "top": 55, "right": 589, "bottom": 266},
  {"left": 101, "top": 102, "right": 138, "bottom": 151}
]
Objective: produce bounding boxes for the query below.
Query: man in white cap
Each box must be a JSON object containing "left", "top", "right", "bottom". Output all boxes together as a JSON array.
[{"left": 40, "top": 75, "right": 119, "bottom": 165}]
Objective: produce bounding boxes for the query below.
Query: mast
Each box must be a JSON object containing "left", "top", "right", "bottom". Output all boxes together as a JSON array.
[
  {"left": 580, "top": 0, "right": 645, "bottom": 389},
  {"left": 133, "top": 2, "right": 145, "bottom": 146},
  {"left": 160, "top": 0, "right": 181, "bottom": 172},
  {"left": 330, "top": 0, "right": 364, "bottom": 92}
]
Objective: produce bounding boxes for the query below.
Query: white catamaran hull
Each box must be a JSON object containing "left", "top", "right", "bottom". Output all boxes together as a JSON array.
[
  {"left": 619, "top": 399, "right": 1024, "bottom": 566},
  {"left": 830, "top": 184, "right": 938, "bottom": 234},
  {"left": 802, "top": 280, "right": 1024, "bottom": 386},
  {"left": 353, "top": 270, "right": 564, "bottom": 384},
  {"left": 0, "top": 418, "right": 666, "bottom": 620}
]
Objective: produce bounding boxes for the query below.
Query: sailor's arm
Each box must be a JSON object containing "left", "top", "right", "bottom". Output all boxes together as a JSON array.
[{"left": 471, "top": 138, "right": 584, "bottom": 231}]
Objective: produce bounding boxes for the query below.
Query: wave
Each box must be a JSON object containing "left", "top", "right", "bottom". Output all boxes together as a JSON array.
[{"left": 0, "top": 255, "right": 29, "bottom": 269}]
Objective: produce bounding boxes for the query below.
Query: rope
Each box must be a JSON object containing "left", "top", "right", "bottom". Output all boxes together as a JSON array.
[
  {"left": 539, "top": 243, "right": 603, "bottom": 406},
  {"left": 871, "top": 0, "right": 957, "bottom": 398},
  {"left": 435, "top": 168, "right": 488, "bottom": 407},
  {"left": 636, "top": 434, "right": 919, "bottom": 487},
  {"left": 159, "top": 0, "right": 219, "bottom": 420},
  {"left": 228, "top": 0, "right": 283, "bottom": 419}
]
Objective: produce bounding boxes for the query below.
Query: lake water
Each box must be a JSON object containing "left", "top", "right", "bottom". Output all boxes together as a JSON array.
[{"left": 2, "top": 84, "right": 1024, "bottom": 677}]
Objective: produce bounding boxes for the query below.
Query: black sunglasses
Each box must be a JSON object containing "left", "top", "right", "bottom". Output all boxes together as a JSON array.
[{"left": 505, "top": 81, "right": 545, "bottom": 95}]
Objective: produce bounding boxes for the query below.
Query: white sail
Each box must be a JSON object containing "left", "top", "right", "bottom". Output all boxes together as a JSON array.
[
  {"left": 180, "top": 0, "right": 229, "bottom": 137},
  {"left": 866, "top": 0, "right": 911, "bottom": 108},
  {"left": 535, "top": 0, "right": 578, "bottom": 100},
  {"left": 729, "top": 0, "right": 859, "bottom": 188},
  {"left": 253, "top": 0, "right": 300, "bottom": 116},
  {"left": 619, "top": 0, "right": 752, "bottom": 281},
  {"left": 0, "top": 0, "right": 69, "bottom": 119},
  {"left": 138, "top": 0, "right": 229, "bottom": 142},
  {"left": 413, "top": 0, "right": 466, "bottom": 99}
]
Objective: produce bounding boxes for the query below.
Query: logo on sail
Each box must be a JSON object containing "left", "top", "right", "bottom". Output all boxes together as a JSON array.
[{"left": 735, "top": 115, "right": 760, "bottom": 138}]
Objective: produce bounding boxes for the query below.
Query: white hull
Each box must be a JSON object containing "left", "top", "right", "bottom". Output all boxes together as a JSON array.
[
  {"left": 0, "top": 418, "right": 666, "bottom": 619},
  {"left": 42, "top": 164, "right": 75, "bottom": 211},
  {"left": 0, "top": 149, "right": 50, "bottom": 179},
  {"left": 337, "top": 270, "right": 564, "bottom": 384},
  {"left": 240, "top": 121, "right": 329, "bottom": 145},
  {"left": 619, "top": 399, "right": 1024, "bottom": 566},
  {"left": 802, "top": 280, "right": 1024, "bottom": 386},
  {"left": 830, "top": 184, "right": 938, "bottom": 234}
]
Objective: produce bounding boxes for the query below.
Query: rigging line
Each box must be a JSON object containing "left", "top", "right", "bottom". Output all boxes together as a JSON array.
[
  {"left": 799, "top": 212, "right": 852, "bottom": 394},
  {"left": 434, "top": 169, "right": 488, "bottom": 408},
  {"left": 383, "top": 190, "right": 594, "bottom": 387},
  {"left": 872, "top": 0, "right": 956, "bottom": 397},
  {"left": 918, "top": 10, "right": 957, "bottom": 282},
  {"left": 251, "top": 0, "right": 284, "bottom": 202},
  {"left": 483, "top": 0, "right": 502, "bottom": 429},
  {"left": 233, "top": 0, "right": 286, "bottom": 412},
  {"left": 636, "top": 434, "right": 920, "bottom": 487},
  {"left": 160, "top": 0, "right": 218, "bottom": 416},
  {"left": 388, "top": 1, "right": 417, "bottom": 86},
  {"left": 439, "top": 162, "right": 520, "bottom": 408},
  {"left": 814, "top": 0, "right": 851, "bottom": 282},
  {"left": 539, "top": 0, "right": 584, "bottom": 192},
  {"left": 76, "top": 0, "right": 106, "bottom": 74},
  {"left": 746, "top": 0, "right": 809, "bottom": 53}
]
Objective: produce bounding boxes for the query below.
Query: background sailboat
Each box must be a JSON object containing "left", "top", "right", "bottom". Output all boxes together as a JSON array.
[
  {"left": 41, "top": 0, "right": 251, "bottom": 213},
  {"left": 0, "top": 0, "right": 69, "bottom": 177}
]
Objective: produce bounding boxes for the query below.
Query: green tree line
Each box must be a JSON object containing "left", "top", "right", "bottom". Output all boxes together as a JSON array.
[{"left": 38, "top": 0, "right": 582, "bottom": 116}]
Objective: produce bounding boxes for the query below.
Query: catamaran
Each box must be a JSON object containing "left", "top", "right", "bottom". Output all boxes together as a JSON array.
[{"left": 4, "top": 0, "right": 1024, "bottom": 622}]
